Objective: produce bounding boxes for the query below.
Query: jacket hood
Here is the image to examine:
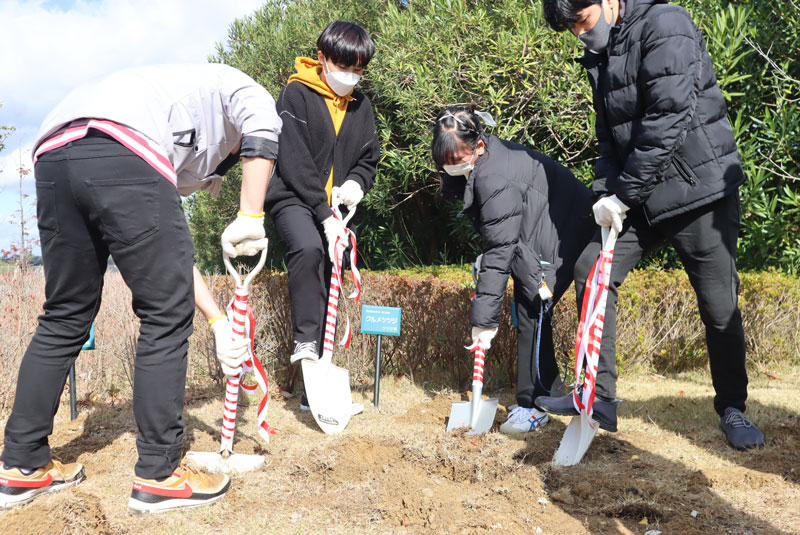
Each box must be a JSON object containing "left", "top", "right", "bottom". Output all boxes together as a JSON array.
[{"left": 288, "top": 57, "right": 347, "bottom": 101}]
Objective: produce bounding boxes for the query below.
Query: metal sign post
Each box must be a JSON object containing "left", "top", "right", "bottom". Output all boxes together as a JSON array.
[{"left": 360, "top": 305, "right": 402, "bottom": 407}]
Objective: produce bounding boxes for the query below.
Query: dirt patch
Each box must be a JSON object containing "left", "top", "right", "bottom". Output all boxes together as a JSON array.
[
  {"left": 3, "top": 491, "right": 121, "bottom": 535},
  {"left": 1, "top": 370, "right": 798, "bottom": 534}
]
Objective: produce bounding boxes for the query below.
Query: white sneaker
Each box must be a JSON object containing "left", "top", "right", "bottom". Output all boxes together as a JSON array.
[
  {"left": 499, "top": 405, "right": 550, "bottom": 435},
  {"left": 290, "top": 341, "right": 318, "bottom": 365}
]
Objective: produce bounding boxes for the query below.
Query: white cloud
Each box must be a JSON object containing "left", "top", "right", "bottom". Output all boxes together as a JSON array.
[{"left": 0, "top": 0, "right": 265, "bottom": 252}]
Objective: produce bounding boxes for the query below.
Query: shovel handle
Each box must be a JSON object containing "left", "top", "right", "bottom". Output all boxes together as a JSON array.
[
  {"left": 222, "top": 241, "right": 268, "bottom": 291},
  {"left": 471, "top": 340, "right": 486, "bottom": 387},
  {"left": 601, "top": 226, "right": 618, "bottom": 252}
]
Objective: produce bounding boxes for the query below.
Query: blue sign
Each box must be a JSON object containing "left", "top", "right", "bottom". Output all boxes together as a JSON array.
[
  {"left": 361, "top": 305, "right": 402, "bottom": 336},
  {"left": 82, "top": 323, "right": 96, "bottom": 350}
]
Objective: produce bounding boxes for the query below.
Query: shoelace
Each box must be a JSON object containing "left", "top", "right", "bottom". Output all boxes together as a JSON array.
[
  {"left": 507, "top": 405, "right": 533, "bottom": 423},
  {"left": 294, "top": 341, "right": 316, "bottom": 355},
  {"left": 178, "top": 459, "right": 212, "bottom": 485},
  {"left": 724, "top": 410, "right": 753, "bottom": 429}
]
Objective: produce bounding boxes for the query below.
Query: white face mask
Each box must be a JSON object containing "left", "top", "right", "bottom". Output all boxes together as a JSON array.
[
  {"left": 443, "top": 160, "right": 474, "bottom": 177},
  {"left": 322, "top": 58, "right": 361, "bottom": 97},
  {"left": 442, "top": 149, "right": 478, "bottom": 177}
]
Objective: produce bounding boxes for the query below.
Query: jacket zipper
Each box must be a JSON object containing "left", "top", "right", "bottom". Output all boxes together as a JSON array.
[{"left": 673, "top": 154, "right": 697, "bottom": 185}]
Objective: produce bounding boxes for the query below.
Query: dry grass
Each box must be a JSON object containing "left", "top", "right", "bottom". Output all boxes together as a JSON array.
[
  {"left": 0, "top": 368, "right": 798, "bottom": 534},
  {"left": 1, "top": 269, "right": 798, "bottom": 534}
]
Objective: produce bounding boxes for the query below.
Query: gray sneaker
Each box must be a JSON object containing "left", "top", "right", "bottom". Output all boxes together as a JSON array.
[
  {"left": 720, "top": 407, "right": 764, "bottom": 450},
  {"left": 290, "top": 341, "right": 318, "bottom": 365}
]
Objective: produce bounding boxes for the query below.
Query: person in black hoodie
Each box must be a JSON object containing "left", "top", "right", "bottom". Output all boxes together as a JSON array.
[
  {"left": 432, "top": 106, "right": 595, "bottom": 436},
  {"left": 265, "top": 21, "right": 379, "bottom": 368},
  {"left": 537, "top": 0, "right": 764, "bottom": 450}
]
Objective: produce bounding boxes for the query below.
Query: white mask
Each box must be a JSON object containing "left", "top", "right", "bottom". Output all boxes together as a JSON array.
[
  {"left": 322, "top": 58, "right": 361, "bottom": 97},
  {"left": 443, "top": 160, "right": 474, "bottom": 177}
]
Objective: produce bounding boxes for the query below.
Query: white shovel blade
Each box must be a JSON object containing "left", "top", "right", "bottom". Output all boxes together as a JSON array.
[
  {"left": 552, "top": 411, "right": 599, "bottom": 466},
  {"left": 302, "top": 358, "right": 353, "bottom": 434},
  {"left": 446, "top": 398, "right": 499, "bottom": 434},
  {"left": 184, "top": 451, "right": 265, "bottom": 474}
]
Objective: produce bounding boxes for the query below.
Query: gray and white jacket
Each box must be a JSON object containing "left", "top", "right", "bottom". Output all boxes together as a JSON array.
[{"left": 34, "top": 63, "right": 282, "bottom": 197}]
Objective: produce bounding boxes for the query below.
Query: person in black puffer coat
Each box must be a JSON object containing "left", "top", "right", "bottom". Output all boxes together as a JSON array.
[
  {"left": 537, "top": 0, "right": 764, "bottom": 450},
  {"left": 432, "top": 106, "right": 595, "bottom": 436}
]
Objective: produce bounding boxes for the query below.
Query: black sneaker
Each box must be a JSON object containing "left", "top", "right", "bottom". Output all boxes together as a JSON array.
[
  {"left": 290, "top": 341, "right": 318, "bottom": 365},
  {"left": 535, "top": 390, "right": 621, "bottom": 432},
  {"left": 720, "top": 408, "right": 764, "bottom": 450}
]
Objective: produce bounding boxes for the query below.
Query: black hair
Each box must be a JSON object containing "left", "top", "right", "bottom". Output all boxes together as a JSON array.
[
  {"left": 317, "top": 20, "right": 375, "bottom": 69},
  {"left": 431, "top": 105, "right": 484, "bottom": 168},
  {"left": 541, "top": 0, "right": 600, "bottom": 32}
]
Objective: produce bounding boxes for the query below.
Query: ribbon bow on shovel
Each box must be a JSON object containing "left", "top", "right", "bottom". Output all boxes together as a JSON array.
[
  {"left": 301, "top": 187, "right": 363, "bottom": 435},
  {"left": 188, "top": 241, "right": 276, "bottom": 473},
  {"left": 553, "top": 226, "right": 617, "bottom": 466}
]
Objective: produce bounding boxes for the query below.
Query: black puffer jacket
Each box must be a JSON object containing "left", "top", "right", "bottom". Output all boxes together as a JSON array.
[
  {"left": 582, "top": 0, "right": 744, "bottom": 224},
  {"left": 451, "top": 135, "right": 593, "bottom": 328}
]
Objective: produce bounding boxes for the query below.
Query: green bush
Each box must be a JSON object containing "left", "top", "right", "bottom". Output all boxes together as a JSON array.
[
  {"left": 190, "top": 0, "right": 799, "bottom": 274},
  {"left": 198, "top": 268, "right": 800, "bottom": 391}
]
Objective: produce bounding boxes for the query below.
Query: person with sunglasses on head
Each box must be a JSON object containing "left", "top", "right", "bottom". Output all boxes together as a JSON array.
[
  {"left": 265, "top": 20, "right": 379, "bottom": 389},
  {"left": 536, "top": 0, "right": 764, "bottom": 450},
  {"left": 432, "top": 105, "right": 596, "bottom": 436}
]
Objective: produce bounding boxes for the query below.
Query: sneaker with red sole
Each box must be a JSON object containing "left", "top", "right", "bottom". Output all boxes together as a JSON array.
[
  {"left": 0, "top": 458, "right": 85, "bottom": 509},
  {"left": 128, "top": 458, "right": 230, "bottom": 514}
]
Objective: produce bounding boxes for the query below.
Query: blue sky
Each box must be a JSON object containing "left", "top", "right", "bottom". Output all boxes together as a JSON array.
[{"left": 0, "top": 0, "right": 265, "bottom": 255}]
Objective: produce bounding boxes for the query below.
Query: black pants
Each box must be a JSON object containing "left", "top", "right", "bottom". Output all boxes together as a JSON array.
[
  {"left": 1, "top": 134, "right": 194, "bottom": 480},
  {"left": 514, "top": 211, "right": 596, "bottom": 408},
  {"left": 574, "top": 193, "right": 747, "bottom": 415},
  {"left": 271, "top": 204, "right": 332, "bottom": 347}
]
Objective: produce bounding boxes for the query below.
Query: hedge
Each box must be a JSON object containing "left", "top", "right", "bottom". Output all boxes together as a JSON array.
[{"left": 201, "top": 268, "right": 800, "bottom": 390}]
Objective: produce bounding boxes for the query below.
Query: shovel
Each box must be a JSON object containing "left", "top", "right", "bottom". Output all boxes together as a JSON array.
[
  {"left": 187, "top": 240, "right": 271, "bottom": 473},
  {"left": 446, "top": 341, "right": 499, "bottom": 434},
  {"left": 553, "top": 226, "right": 617, "bottom": 466},
  {"left": 302, "top": 189, "right": 360, "bottom": 434}
]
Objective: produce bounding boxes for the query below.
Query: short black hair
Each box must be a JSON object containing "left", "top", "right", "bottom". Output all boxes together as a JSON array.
[
  {"left": 431, "top": 106, "right": 484, "bottom": 168},
  {"left": 542, "top": 0, "right": 600, "bottom": 32},
  {"left": 317, "top": 20, "right": 375, "bottom": 69}
]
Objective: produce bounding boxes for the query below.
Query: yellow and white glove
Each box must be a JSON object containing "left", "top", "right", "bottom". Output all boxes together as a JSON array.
[
  {"left": 471, "top": 326, "right": 499, "bottom": 351},
  {"left": 592, "top": 194, "right": 629, "bottom": 233},
  {"left": 210, "top": 317, "right": 250, "bottom": 377},
  {"left": 221, "top": 211, "right": 267, "bottom": 258},
  {"left": 338, "top": 180, "right": 364, "bottom": 211},
  {"left": 322, "top": 215, "right": 347, "bottom": 263}
]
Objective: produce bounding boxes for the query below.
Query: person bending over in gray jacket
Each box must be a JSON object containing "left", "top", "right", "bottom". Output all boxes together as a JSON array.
[
  {"left": 432, "top": 106, "right": 595, "bottom": 436},
  {"left": 536, "top": 0, "right": 764, "bottom": 450}
]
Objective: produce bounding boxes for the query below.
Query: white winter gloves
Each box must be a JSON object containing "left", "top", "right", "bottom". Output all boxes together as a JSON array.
[
  {"left": 592, "top": 194, "right": 629, "bottom": 233},
  {"left": 210, "top": 317, "right": 251, "bottom": 377},
  {"left": 221, "top": 212, "right": 267, "bottom": 258},
  {"left": 337, "top": 180, "right": 364, "bottom": 211},
  {"left": 471, "top": 326, "right": 499, "bottom": 351},
  {"left": 322, "top": 215, "right": 347, "bottom": 263}
]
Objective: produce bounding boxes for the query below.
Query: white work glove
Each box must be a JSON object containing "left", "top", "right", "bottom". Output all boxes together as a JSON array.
[
  {"left": 221, "top": 212, "right": 266, "bottom": 258},
  {"left": 592, "top": 194, "right": 629, "bottom": 233},
  {"left": 337, "top": 180, "right": 364, "bottom": 210},
  {"left": 210, "top": 318, "right": 251, "bottom": 377},
  {"left": 471, "top": 326, "right": 499, "bottom": 351},
  {"left": 322, "top": 215, "right": 347, "bottom": 263}
]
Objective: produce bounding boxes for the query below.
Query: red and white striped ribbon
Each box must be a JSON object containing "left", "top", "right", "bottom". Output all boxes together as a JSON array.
[
  {"left": 220, "top": 285, "right": 275, "bottom": 452},
  {"left": 33, "top": 119, "right": 177, "bottom": 185},
  {"left": 321, "top": 206, "right": 361, "bottom": 361},
  {"left": 572, "top": 248, "right": 614, "bottom": 420},
  {"left": 465, "top": 340, "right": 487, "bottom": 387}
]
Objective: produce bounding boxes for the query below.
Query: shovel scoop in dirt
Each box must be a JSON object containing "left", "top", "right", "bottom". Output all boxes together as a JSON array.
[
  {"left": 302, "top": 188, "right": 362, "bottom": 435},
  {"left": 187, "top": 241, "right": 275, "bottom": 473},
  {"left": 446, "top": 341, "right": 498, "bottom": 434},
  {"left": 553, "top": 226, "right": 616, "bottom": 466}
]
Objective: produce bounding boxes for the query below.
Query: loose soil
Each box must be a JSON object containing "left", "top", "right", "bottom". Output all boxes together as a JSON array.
[{"left": 1, "top": 370, "right": 798, "bottom": 535}]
